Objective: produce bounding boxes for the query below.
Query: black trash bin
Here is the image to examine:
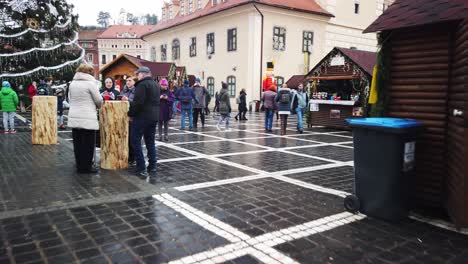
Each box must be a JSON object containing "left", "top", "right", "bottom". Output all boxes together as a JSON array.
[{"left": 345, "top": 118, "right": 423, "bottom": 221}]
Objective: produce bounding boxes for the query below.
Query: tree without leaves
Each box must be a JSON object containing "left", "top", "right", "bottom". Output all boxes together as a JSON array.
[
  {"left": 97, "top": 11, "right": 111, "bottom": 28},
  {"left": 145, "top": 14, "right": 158, "bottom": 25}
]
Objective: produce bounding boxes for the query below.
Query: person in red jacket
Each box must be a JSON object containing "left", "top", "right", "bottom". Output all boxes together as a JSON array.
[{"left": 28, "top": 81, "right": 37, "bottom": 100}]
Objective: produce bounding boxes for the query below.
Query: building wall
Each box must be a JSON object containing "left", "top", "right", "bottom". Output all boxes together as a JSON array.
[
  {"left": 79, "top": 39, "right": 100, "bottom": 78},
  {"left": 97, "top": 38, "right": 150, "bottom": 68},
  {"left": 145, "top": 6, "right": 254, "bottom": 106}
]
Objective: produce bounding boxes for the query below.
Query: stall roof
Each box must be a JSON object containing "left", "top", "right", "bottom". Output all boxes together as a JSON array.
[
  {"left": 286, "top": 75, "right": 307, "bottom": 89},
  {"left": 364, "top": 0, "right": 468, "bottom": 33},
  {"left": 99, "top": 54, "right": 175, "bottom": 78},
  {"left": 307, "top": 47, "right": 377, "bottom": 80}
]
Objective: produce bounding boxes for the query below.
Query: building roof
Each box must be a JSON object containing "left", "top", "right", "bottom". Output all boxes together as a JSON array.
[
  {"left": 78, "top": 30, "right": 104, "bottom": 41},
  {"left": 98, "top": 25, "right": 156, "bottom": 39},
  {"left": 99, "top": 54, "right": 175, "bottom": 77},
  {"left": 307, "top": 47, "right": 377, "bottom": 79},
  {"left": 144, "top": 0, "right": 332, "bottom": 37},
  {"left": 286, "top": 75, "right": 307, "bottom": 89},
  {"left": 337, "top": 48, "right": 376, "bottom": 76},
  {"left": 364, "top": 0, "right": 468, "bottom": 33}
]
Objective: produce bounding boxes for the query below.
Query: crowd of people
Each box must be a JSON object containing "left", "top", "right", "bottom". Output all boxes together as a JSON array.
[{"left": 1, "top": 64, "right": 310, "bottom": 179}]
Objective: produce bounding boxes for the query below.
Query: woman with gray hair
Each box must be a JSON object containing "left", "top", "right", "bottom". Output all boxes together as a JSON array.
[{"left": 68, "top": 64, "right": 103, "bottom": 173}]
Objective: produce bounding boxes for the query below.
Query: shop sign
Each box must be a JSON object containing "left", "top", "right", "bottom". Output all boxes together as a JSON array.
[
  {"left": 331, "top": 54, "right": 345, "bottom": 66},
  {"left": 310, "top": 103, "right": 319, "bottom": 112},
  {"left": 403, "top": 142, "right": 416, "bottom": 172},
  {"left": 330, "top": 109, "right": 341, "bottom": 119}
]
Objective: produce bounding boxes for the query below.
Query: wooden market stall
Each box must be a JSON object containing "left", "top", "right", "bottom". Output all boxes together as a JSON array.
[
  {"left": 365, "top": 0, "right": 467, "bottom": 227},
  {"left": 306, "top": 47, "right": 376, "bottom": 129},
  {"left": 99, "top": 54, "right": 177, "bottom": 86}
]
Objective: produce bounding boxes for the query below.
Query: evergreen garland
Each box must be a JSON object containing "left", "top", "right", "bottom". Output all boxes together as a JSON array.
[{"left": 369, "top": 31, "right": 392, "bottom": 117}]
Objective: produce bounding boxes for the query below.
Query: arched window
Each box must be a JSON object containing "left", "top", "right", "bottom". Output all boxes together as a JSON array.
[
  {"left": 172, "top": 39, "right": 180, "bottom": 60},
  {"left": 227, "top": 76, "right": 236, "bottom": 97},
  {"left": 207, "top": 77, "right": 215, "bottom": 96},
  {"left": 275, "top": 76, "right": 284, "bottom": 89}
]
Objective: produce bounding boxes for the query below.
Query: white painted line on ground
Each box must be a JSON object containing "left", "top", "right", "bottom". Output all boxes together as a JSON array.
[
  {"left": 175, "top": 174, "right": 271, "bottom": 191},
  {"left": 271, "top": 175, "right": 351, "bottom": 198}
]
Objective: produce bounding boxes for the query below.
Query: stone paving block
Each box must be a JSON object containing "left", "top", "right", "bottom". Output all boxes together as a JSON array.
[
  {"left": 289, "top": 145, "right": 354, "bottom": 162},
  {"left": 0, "top": 197, "right": 229, "bottom": 263},
  {"left": 157, "top": 145, "right": 195, "bottom": 160},
  {"left": 168, "top": 133, "right": 212, "bottom": 144},
  {"left": 240, "top": 137, "right": 319, "bottom": 148},
  {"left": 220, "top": 151, "right": 331, "bottom": 172},
  {"left": 273, "top": 217, "right": 468, "bottom": 264},
  {"left": 177, "top": 141, "right": 266, "bottom": 155},
  {"left": 174, "top": 178, "right": 343, "bottom": 237},
  {"left": 285, "top": 166, "right": 354, "bottom": 193},
  {"left": 221, "top": 254, "right": 262, "bottom": 264},
  {"left": 291, "top": 134, "right": 353, "bottom": 143}
]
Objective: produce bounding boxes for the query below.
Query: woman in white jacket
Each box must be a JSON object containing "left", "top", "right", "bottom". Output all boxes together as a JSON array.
[{"left": 68, "top": 64, "right": 103, "bottom": 173}]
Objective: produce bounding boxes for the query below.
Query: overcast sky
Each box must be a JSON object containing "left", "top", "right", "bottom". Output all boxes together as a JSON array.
[{"left": 68, "top": 0, "right": 163, "bottom": 26}]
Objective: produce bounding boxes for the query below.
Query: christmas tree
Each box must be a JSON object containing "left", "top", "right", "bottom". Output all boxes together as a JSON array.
[{"left": 0, "top": 0, "right": 83, "bottom": 84}]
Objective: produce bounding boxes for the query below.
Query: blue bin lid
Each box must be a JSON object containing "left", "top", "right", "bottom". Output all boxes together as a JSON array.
[{"left": 346, "top": 118, "right": 422, "bottom": 129}]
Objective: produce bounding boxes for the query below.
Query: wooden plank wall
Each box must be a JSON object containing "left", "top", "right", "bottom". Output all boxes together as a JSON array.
[
  {"left": 447, "top": 19, "right": 468, "bottom": 227},
  {"left": 388, "top": 24, "right": 452, "bottom": 209}
]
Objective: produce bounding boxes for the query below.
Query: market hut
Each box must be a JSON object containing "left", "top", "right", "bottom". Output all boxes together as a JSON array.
[
  {"left": 285, "top": 75, "right": 308, "bottom": 90},
  {"left": 306, "top": 47, "right": 376, "bottom": 129},
  {"left": 365, "top": 0, "right": 467, "bottom": 227},
  {"left": 99, "top": 54, "right": 177, "bottom": 87}
]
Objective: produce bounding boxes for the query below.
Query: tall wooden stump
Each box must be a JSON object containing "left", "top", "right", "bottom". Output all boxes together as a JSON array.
[
  {"left": 32, "top": 96, "right": 57, "bottom": 145},
  {"left": 99, "top": 101, "right": 129, "bottom": 170}
]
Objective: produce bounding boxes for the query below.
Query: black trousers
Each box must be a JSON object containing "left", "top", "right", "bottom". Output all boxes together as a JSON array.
[
  {"left": 193, "top": 108, "right": 205, "bottom": 127},
  {"left": 72, "top": 128, "right": 96, "bottom": 172}
]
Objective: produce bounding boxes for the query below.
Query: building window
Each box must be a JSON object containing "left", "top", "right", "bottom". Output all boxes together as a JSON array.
[
  {"left": 102, "top": 54, "right": 106, "bottom": 64},
  {"left": 275, "top": 76, "right": 284, "bottom": 89},
  {"left": 354, "top": 0, "right": 360, "bottom": 14},
  {"left": 181, "top": 0, "right": 185, "bottom": 15},
  {"left": 273, "top": 27, "right": 286, "bottom": 51},
  {"left": 227, "top": 76, "right": 236, "bottom": 97},
  {"left": 207, "top": 33, "right": 215, "bottom": 55},
  {"left": 87, "top": 53, "right": 93, "bottom": 63},
  {"left": 302, "top": 31, "right": 314, "bottom": 53},
  {"left": 172, "top": 39, "right": 180, "bottom": 60},
  {"left": 197, "top": 0, "right": 202, "bottom": 9},
  {"left": 137, "top": 55, "right": 141, "bottom": 59},
  {"left": 189, "top": 0, "right": 193, "bottom": 13},
  {"left": 151, "top": 46, "right": 156, "bottom": 61},
  {"left": 190, "top": 37, "right": 197, "bottom": 57},
  {"left": 161, "top": 44, "right": 167, "bottom": 61},
  {"left": 213, "top": 0, "right": 218, "bottom": 6},
  {"left": 207, "top": 77, "right": 215, "bottom": 96},
  {"left": 169, "top": 4, "right": 173, "bottom": 19},
  {"left": 113, "top": 54, "right": 117, "bottom": 60},
  {"left": 227, "top": 28, "right": 237, "bottom": 52}
]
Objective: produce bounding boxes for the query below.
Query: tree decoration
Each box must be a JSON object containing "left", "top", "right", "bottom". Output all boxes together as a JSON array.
[{"left": 0, "top": 0, "right": 83, "bottom": 83}]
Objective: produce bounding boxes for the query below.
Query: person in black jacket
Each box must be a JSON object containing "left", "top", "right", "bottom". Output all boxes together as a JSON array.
[
  {"left": 126, "top": 67, "right": 160, "bottom": 178},
  {"left": 234, "top": 89, "right": 248, "bottom": 121}
]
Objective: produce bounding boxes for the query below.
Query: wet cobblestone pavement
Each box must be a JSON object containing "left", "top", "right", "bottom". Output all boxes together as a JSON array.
[{"left": 0, "top": 112, "right": 467, "bottom": 264}]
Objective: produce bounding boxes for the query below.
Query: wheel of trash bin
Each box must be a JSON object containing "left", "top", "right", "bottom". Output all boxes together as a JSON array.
[{"left": 344, "top": 195, "right": 360, "bottom": 214}]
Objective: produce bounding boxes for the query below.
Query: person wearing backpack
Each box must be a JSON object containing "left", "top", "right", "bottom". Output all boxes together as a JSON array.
[
  {"left": 216, "top": 82, "right": 231, "bottom": 131},
  {"left": 275, "top": 84, "right": 293, "bottom": 135},
  {"left": 291, "top": 83, "right": 309, "bottom": 134},
  {"left": 36, "top": 81, "right": 49, "bottom": 96},
  {"left": 0, "top": 81, "right": 19, "bottom": 134},
  {"left": 234, "top": 89, "right": 248, "bottom": 121},
  {"left": 175, "top": 80, "right": 198, "bottom": 130},
  {"left": 192, "top": 77, "right": 209, "bottom": 128}
]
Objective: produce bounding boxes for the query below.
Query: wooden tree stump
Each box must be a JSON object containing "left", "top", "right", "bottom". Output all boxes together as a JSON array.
[
  {"left": 99, "top": 101, "right": 129, "bottom": 170},
  {"left": 32, "top": 96, "right": 57, "bottom": 145}
]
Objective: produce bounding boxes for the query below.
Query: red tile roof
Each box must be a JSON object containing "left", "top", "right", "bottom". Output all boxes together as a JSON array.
[
  {"left": 144, "top": 0, "right": 332, "bottom": 36},
  {"left": 125, "top": 55, "right": 175, "bottom": 77},
  {"left": 78, "top": 30, "right": 104, "bottom": 41},
  {"left": 98, "top": 25, "right": 156, "bottom": 39},
  {"left": 286, "top": 75, "right": 307, "bottom": 89},
  {"left": 364, "top": 0, "right": 468, "bottom": 33},
  {"left": 337, "top": 48, "right": 376, "bottom": 76}
]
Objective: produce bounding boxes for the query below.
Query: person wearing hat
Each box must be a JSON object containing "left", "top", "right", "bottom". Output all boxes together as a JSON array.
[
  {"left": 0, "top": 81, "right": 19, "bottom": 134},
  {"left": 127, "top": 66, "right": 160, "bottom": 178},
  {"left": 216, "top": 82, "right": 231, "bottom": 131},
  {"left": 192, "top": 77, "right": 209, "bottom": 128},
  {"left": 175, "top": 79, "right": 198, "bottom": 130},
  {"left": 158, "top": 79, "right": 174, "bottom": 141}
]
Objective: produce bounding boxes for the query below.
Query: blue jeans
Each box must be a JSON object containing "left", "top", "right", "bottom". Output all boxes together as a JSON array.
[
  {"left": 296, "top": 107, "right": 305, "bottom": 130},
  {"left": 2, "top": 112, "right": 15, "bottom": 130},
  {"left": 173, "top": 100, "right": 180, "bottom": 118},
  {"left": 131, "top": 117, "right": 157, "bottom": 172},
  {"left": 180, "top": 107, "right": 193, "bottom": 129},
  {"left": 264, "top": 109, "right": 274, "bottom": 130}
]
